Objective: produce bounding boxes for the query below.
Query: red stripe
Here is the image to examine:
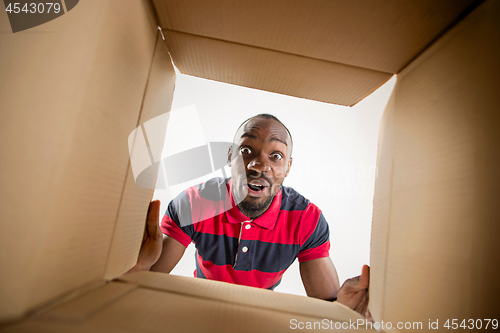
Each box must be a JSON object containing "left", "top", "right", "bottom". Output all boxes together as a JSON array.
[
  {"left": 186, "top": 186, "right": 233, "bottom": 226},
  {"left": 298, "top": 241, "right": 330, "bottom": 263},
  {"left": 160, "top": 215, "right": 191, "bottom": 247},
  {"left": 193, "top": 214, "right": 242, "bottom": 238},
  {"left": 182, "top": 180, "right": 322, "bottom": 245},
  {"left": 256, "top": 206, "right": 321, "bottom": 245},
  {"left": 196, "top": 253, "right": 285, "bottom": 289},
  {"left": 188, "top": 203, "right": 322, "bottom": 245}
]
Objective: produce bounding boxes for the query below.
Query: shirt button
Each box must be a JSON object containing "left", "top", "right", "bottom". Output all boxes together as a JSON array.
[
  {"left": 245, "top": 224, "right": 251, "bottom": 230},
  {"left": 242, "top": 246, "right": 248, "bottom": 253}
]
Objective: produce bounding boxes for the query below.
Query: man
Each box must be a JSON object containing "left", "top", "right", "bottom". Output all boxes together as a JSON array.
[{"left": 129, "top": 114, "right": 370, "bottom": 317}]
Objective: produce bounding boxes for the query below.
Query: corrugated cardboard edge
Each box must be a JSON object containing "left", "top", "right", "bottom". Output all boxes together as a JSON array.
[
  {"left": 164, "top": 29, "right": 392, "bottom": 107},
  {"left": 370, "top": 0, "right": 500, "bottom": 327},
  {"left": 103, "top": 31, "right": 176, "bottom": 280},
  {"left": 121, "top": 271, "right": 367, "bottom": 323}
]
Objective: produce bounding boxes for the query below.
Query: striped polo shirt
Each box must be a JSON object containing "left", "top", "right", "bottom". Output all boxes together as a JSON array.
[{"left": 160, "top": 177, "right": 330, "bottom": 290}]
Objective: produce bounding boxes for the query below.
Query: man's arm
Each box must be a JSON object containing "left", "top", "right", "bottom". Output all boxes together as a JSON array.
[
  {"left": 150, "top": 235, "right": 185, "bottom": 273},
  {"left": 301, "top": 259, "right": 371, "bottom": 319},
  {"left": 125, "top": 200, "right": 185, "bottom": 275},
  {"left": 299, "top": 257, "right": 340, "bottom": 301}
]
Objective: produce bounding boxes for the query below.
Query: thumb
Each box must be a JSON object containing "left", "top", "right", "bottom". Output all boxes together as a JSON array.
[
  {"left": 145, "top": 200, "right": 161, "bottom": 236},
  {"left": 358, "top": 264, "right": 370, "bottom": 289}
]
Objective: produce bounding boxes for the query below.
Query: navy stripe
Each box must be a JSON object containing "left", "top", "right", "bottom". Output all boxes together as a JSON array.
[
  {"left": 195, "top": 250, "right": 207, "bottom": 279},
  {"left": 196, "top": 177, "right": 229, "bottom": 202},
  {"left": 194, "top": 232, "right": 300, "bottom": 273},
  {"left": 281, "top": 186, "right": 309, "bottom": 211},
  {"left": 300, "top": 212, "right": 329, "bottom": 251},
  {"left": 170, "top": 191, "right": 193, "bottom": 227},
  {"left": 166, "top": 194, "right": 195, "bottom": 237},
  {"left": 193, "top": 233, "right": 239, "bottom": 266},
  {"left": 248, "top": 240, "right": 299, "bottom": 272}
]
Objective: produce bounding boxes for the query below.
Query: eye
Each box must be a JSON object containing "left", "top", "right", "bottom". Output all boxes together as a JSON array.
[
  {"left": 240, "top": 147, "right": 252, "bottom": 155},
  {"left": 272, "top": 153, "right": 283, "bottom": 161}
]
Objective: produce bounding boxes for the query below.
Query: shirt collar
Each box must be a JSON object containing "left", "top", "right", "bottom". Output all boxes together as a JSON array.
[{"left": 225, "top": 178, "right": 281, "bottom": 230}]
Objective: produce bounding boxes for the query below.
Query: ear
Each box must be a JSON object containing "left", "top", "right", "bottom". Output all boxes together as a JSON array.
[
  {"left": 284, "top": 157, "right": 293, "bottom": 177},
  {"left": 227, "top": 145, "right": 233, "bottom": 166}
]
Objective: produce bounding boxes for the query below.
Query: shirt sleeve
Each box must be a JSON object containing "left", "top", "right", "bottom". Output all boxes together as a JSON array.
[
  {"left": 160, "top": 192, "right": 195, "bottom": 248},
  {"left": 297, "top": 211, "right": 330, "bottom": 262}
]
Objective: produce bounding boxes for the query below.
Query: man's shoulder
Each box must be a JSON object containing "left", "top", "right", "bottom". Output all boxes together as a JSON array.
[
  {"left": 180, "top": 177, "right": 228, "bottom": 202},
  {"left": 280, "top": 185, "right": 317, "bottom": 212},
  {"left": 169, "top": 177, "right": 228, "bottom": 225}
]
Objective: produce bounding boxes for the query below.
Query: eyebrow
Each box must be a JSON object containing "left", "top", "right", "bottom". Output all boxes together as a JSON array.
[
  {"left": 270, "top": 137, "right": 288, "bottom": 146},
  {"left": 241, "top": 133, "right": 257, "bottom": 140},
  {"left": 240, "top": 133, "right": 288, "bottom": 146}
]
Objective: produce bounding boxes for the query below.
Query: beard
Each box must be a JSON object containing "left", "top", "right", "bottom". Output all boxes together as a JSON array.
[{"left": 235, "top": 182, "right": 282, "bottom": 219}]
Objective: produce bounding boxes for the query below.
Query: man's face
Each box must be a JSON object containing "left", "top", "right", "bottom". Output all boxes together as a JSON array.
[{"left": 229, "top": 117, "right": 293, "bottom": 218}]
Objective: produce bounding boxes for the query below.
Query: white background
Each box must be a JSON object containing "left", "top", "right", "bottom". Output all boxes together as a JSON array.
[{"left": 153, "top": 73, "right": 396, "bottom": 296}]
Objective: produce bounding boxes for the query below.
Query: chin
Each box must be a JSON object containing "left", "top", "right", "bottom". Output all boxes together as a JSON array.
[
  {"left": 239, "top": 194, "right": 273, "bottom": 216},
  {"left": 245, "top": 196, "right": 268, "bottom": 206},
  {"left": 242, "top": 197, "right": 265, "bottom": 209}
]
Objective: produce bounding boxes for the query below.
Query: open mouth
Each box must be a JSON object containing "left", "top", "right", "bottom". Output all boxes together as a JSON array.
[
  {"left": 246, "top": 180, "right": 269, "bottom": 197},
  {"left": 248, "top": 183, "right": 265, "bottom": 191}
]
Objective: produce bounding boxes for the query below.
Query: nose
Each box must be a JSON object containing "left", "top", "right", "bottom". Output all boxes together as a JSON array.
[{"left": 247, "top": 156, "right": 271, "bottom": 174}]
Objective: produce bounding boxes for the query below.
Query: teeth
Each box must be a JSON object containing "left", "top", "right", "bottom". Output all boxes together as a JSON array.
[{"left": 248, "top": 183, "right": 264, "bottom": 191}]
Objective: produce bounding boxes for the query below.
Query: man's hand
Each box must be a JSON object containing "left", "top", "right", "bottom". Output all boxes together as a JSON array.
[
  {"left": 337, "top": 265, "right": 371, "bottom": 319},
  {"left": 125, "top": 200, "right": 163, "bottom": 274}
]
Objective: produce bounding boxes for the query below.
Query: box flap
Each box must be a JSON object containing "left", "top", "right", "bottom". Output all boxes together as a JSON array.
[
  {"left": 164, "top": 30, "right": 391, "bottom": 106},
  {"left": 153, "top": 0, "right": 477, "bottom": 105},
  {"left": 0, "top": 0, "right": 160, "bottom": 321},
  {"left": 368, "top": 88, "right": 396, "bottom": 322},
  {"left": 370, "top": 0, "right": 500, "bottom": 324},
  {"left": 39, "top": 283, "right": 137, "bottom": 323},
  {"left": 104, "top": 33, "right": 176, "bottom": 280},
  {"left": 3, "top": 277, "right": 375, "bottom": 332},
  {"left": 121, "top": 271, "right": 365, "bottom": 322}
]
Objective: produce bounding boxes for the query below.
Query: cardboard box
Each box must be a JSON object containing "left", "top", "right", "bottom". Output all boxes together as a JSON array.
[{"left": 1, "top": 0, "right": 498, "bottom": 331}]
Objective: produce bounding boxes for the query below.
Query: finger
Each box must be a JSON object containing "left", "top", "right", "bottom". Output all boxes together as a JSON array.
[
  {"left": 358, "top": 264, "right": 370, "bottom": 289},
  {"left": 146, "top": 200, "right": 161, "bottom": 234}
]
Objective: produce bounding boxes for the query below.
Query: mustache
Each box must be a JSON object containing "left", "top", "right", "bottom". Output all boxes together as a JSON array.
[{"left": 241, "top": 171, "right": 272, "bottom": 186}]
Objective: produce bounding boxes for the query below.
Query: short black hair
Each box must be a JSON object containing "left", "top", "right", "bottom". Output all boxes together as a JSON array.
[{"left": 235, "top": 114, "right": 293, "bottom": 152}]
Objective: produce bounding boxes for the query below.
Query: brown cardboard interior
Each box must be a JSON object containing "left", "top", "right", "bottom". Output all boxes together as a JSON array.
[
  {"left": 1, "top": 0, "right": 499, "bottom": 331},
  {"left": 103, "top": 34, "right": 176, "bottom": 280},
  {"left": 152, "top": 0, "right": 477, "bottom": 106},
  {"left": 3, "top": 272, "right": 374, "bottom": 333},
  {"left": 0, "top": 278, "right": 373, "bottom": 333},
  {"left": 120, "top": 272, "right": 365, "bottom": 323},
  {"left": 370, "top": 0, "right": 500, "bottom": 325},
  {"left": 0, "top": 0, "right": 170, "bottom": 322}
]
